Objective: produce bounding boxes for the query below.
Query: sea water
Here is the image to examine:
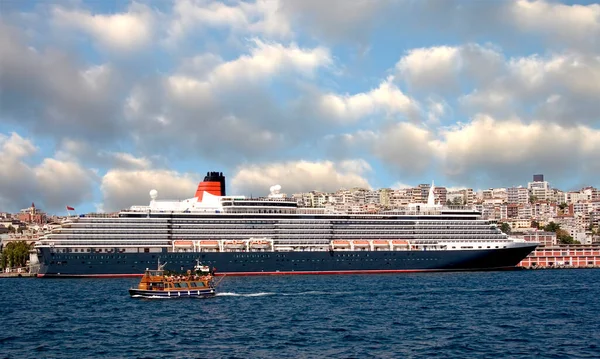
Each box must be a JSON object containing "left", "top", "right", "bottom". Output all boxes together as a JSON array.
[{"left": 1, "top": 270, "right": 599, "bottom": 358}]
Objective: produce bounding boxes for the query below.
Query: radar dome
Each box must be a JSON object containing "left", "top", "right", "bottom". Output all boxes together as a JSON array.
[{"left": 149, "top": 189, "right": 158, "bottom": 199}]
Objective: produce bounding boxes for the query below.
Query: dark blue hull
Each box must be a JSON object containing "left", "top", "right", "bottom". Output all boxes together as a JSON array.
[{"left": 37, "top": 245, "right": 537, "bottom": 277}]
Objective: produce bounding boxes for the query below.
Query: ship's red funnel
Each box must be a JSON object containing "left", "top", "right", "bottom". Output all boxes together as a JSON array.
[{"left": 195, "top": 172, "right": 226, "bottom": 201}]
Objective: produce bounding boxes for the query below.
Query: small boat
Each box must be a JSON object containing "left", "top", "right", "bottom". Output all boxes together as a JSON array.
[
  {"left": 331, "top": 240, "right": 351, "bottom": 249},
  {"left": 173, "top": 240, "right": 194, "bottom": 247},
  {"left": 352, "top": 240, "right": 370, "bottom": 248},
  {"left": 223, "top": 240, "right": 246, "bottom": 249},
  {"left": 372, "top": 240, "right": 390, "bottom": 247},
  {"left": 198, "top": 240, "right": 220, "bottom": 248},
  {"left": 129, "top": 260, "right": 222, "bottom": 299},
  {"left": 248, "top": 238, "right": 272, "bottom": 249}
]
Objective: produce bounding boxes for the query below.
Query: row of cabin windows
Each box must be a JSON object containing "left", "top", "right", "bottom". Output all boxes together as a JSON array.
[
  {"left": 229, "top": 258, "right": 442, "bottom": 263},
  {"left": 172, "top": 282, "right": 206, "bottom": 288}
]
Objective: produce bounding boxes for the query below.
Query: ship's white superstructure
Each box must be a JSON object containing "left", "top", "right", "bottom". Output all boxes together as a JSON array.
[{"left": 37, "top": 184, "right": 531, "bottom": 254}]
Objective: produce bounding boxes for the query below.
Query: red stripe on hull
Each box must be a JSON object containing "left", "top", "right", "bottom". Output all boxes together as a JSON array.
[
  {"left": 214, "top": 267, "right": 518, "bottom": 276},
  {"left": 37, "top": 266, "right": 518, "bottom": 278}
]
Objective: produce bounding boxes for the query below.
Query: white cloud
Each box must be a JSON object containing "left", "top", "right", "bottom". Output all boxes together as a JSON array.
[
  {"left": 0, "top": 132, "right": 37, "bottom": 159},
  {"left": 459, "top": 90, "right": 512, "bottom": 116},
  {"left": 167, "top": 0, "right": 292, "bottom": 43},
  {"left": 167, "top": 39, "right": 331, "bottom": 102},
  {"left": 426, "top": 98, "right": 451, "bottom": 126},
  {"left": 55, "top": 138, "right": 154, "bottom": 171},
  {"left": 0, "top": 133, "right": 96, "bottom": 212},
  {"left": 230, "top": 160, "right": 372, "bottom": 196},
  {"left": 322, "top": 124, "right": 437, "bottom": 177},
  {"left": 209, "top": 39, "right": 331, "bottom": 83},
  {"left": 511, "top": 0, "right": 600, "bottom": 52},
  {"left": 318, "top": 76, "right": 418, "bottom": 122},
  {"left": 461, "top": 52, "right": 600, "bottom": 125},
  {"left": 395, "top": 44, "right": 504, "bottom": 94},
  {"left": 278, "top": 0, "right": 388, "bottom": 43},
  {"left": 111, "top": 153, "right": 152, "bottom": 170},
  {"left": 0, "top": 22, "right": 124, "bottom": 141},
  {"left": 372, "top": 122, "right": 437, "bottom": 175},
  {"left": 240, "top": 0, "right": 292, "bottom": 37},
  {"left": 336, "top": 159, "right": 372, "bottom": 176},
  {"left": 123, "top": 39, "right": 331, "bottom": 160},
  {"left": 34, "top": 158, "right": 98, "bottom": 210},
  {"left": 52, "top": 3, "right": 154, "bottom": 51},
  {"left": 391, "top": 181, "right": 413, "bottom": 190},
  {"left": 435, "top": 114, "right": 600, "bottom": 184},
  {"left": 396, "top": 46, "right": 460, "bottom": 90},
  {"left": 101, "top": 169, "right": 201, "bottom": 211}
]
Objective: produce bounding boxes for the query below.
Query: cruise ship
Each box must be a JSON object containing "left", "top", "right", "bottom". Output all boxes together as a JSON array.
[{"left": 35, "top": 172, "right": 538, "bottom": 277}]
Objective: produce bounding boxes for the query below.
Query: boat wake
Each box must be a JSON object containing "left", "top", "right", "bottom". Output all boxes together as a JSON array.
[
  {"left": 216, "top": 291, "right": 351, "bottom": 297},
  {"left": 282, "top": 290, "right": 351, "bottom": 296},
  {"left": 217, "top": 292, "right": 276, "bottom": 297}
]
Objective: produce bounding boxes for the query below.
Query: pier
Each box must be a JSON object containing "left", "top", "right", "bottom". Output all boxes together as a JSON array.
[
  {"left": 0, "top": 267, "right": 36, "bottom": 278},
  {"left": 518, "top": 244, "right": 600, "bottom": 269}
]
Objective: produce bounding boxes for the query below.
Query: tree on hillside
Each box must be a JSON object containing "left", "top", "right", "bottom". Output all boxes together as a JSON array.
[
  {"left": 451, "top": 197, "right": 463, "bottom": 206},
  {"left": 500, "top": 222, "right": 511, "bottom": 234},
  {"left": 7, "top": 225, "right": 15, "bottom": 234},
  {"left": 544, "top": 222, "right": 561, "bottom": 233},
  {"left": 556, "top": 229, "right": 579, "bottom": 245},
  {"left": 531, "top": 220, "right": 540, "bottom": 229},
  {"left": 558, "top": 202, "right": 568, "bottom": 210},
  {"left": 529, "top": 195, "right": 538, "bottom": 204}
]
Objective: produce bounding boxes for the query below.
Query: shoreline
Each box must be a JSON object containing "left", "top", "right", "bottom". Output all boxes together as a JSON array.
[
  {"left": 2, "top": 266, "right": 600, "bottom": 278},
  {"left": 0, "top": 272, "right": 36, "bottom": 278}
]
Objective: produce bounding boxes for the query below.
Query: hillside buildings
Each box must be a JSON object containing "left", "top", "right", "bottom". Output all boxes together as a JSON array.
[{"left": 3, "top": 174, "right": 599, "bottom": 245}]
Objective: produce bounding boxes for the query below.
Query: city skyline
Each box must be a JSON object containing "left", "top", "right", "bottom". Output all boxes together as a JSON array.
[
  {"left": 1, "top": 0, "right": 599, "bottom": 214},
  {"left": 4, "top": 174, "right": 598, "bottom": 217}
]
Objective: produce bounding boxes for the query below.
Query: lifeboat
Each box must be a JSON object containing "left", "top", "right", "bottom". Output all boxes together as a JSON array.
[
  {"left": 249, "top": 239, "right": 272, "bottom": 249},
  {"left": 173, "top": 240, "right": 194, "bottom": 247},
  {"left": 223, "top": 240, "right": 246, "bottom": 249},
  {"left": 372, "top": 240, "right": 390, "bottom": 247},
  {"left": 352, "top": 240, "right": 370, "bottom": 248},
  {"left": 198, "top": 240, "right": 220, "bottom": 248},
  {"left": 332, "top": 240, "right": 351, "bottom": 248},
  {"left": 391, "top": 240, "right": 410, "bottom": 247}
]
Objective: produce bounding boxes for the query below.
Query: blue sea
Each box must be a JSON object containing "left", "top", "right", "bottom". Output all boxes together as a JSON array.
[{"left": 2, "top": 270, "right": 599, "bottom": 359}]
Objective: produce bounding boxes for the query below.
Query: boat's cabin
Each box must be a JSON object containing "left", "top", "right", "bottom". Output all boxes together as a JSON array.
[
  {"left": 136, "top": 268, "right": 214, "bottom": 291},
  {"left": 164, "top": 281, "right": 210, "bottom": 289}
]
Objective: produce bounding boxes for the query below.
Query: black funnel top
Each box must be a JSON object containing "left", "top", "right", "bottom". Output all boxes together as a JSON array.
[{"left": 204, "top": 171, "right": 226, "bottom": 196}]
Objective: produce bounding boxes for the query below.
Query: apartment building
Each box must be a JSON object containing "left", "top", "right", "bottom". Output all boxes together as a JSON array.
[{"left": 507, "top": 186, "right": 529, "bottom": 205}]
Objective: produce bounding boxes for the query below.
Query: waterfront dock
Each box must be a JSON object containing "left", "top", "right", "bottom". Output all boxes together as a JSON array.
[
  {"left": 0, "top": 272, "right": 36, "bottom": 278},
  {"left": 0, "top": 266, "right": 37, "bottom": 278}
]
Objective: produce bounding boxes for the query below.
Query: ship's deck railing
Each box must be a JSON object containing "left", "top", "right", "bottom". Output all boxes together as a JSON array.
[
  {"left": 231, "top": 197, "right": 298, "bottom": 203},
  {"left": 36, "top": 241, "right": 170, "bottom": 247}
]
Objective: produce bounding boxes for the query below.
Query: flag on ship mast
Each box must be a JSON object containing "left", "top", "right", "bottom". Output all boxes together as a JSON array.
[{"left": 66, "top": 206, "right": 75, "bottom": 217}]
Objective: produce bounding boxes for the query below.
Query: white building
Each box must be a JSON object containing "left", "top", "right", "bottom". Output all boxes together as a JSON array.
[{"left": 507, "top": 187, "right": 529, "bottom": 205}]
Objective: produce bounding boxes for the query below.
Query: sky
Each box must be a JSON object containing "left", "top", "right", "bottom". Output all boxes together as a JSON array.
[{"left": 0, "top": 0, "right": 599, "bottom": 214}]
